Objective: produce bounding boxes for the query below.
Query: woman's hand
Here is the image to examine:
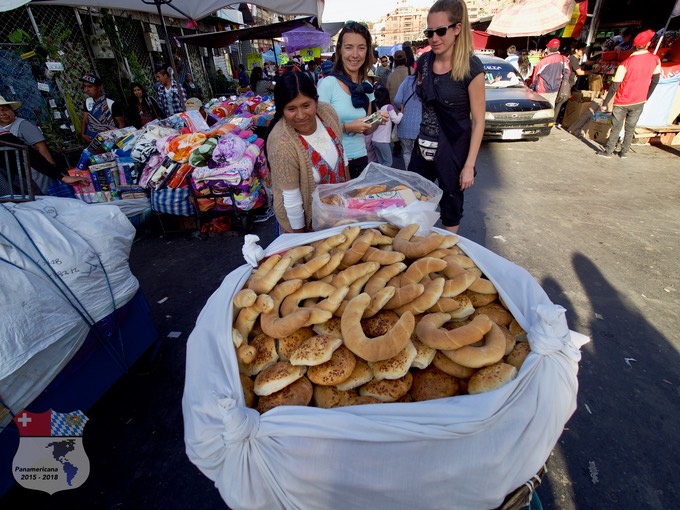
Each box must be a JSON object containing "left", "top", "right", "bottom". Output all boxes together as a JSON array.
[
  {"left": 62, "top": 175, "right": 88, "bottom": 187},
  {"left": 459, "top": 164, "right": 475, "bottom": 191},
  {"left": 344, "top": 118, "right": 372, "bottom": 135}
]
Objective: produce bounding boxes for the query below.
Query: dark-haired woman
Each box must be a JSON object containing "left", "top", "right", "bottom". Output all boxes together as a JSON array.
[
  {"left": 127, "top": 82, "right": 162, "bottom": 128},
  {"left": 250, "top": 66, "right": 275, "bottom": 96},
  {"left": 317, "top": 21, "right": 387, "bottom": 179},
  {"left": 266, "top": 72, "right": 348, "bottom": 233}
]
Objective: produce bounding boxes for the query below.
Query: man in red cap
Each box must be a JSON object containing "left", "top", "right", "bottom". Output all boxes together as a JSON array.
[
  {"left": 597, "top": 29, "right": 661, "bottom": 158},
  {"left": 529, "top": 38, "right": 569, "bottom": 107}
]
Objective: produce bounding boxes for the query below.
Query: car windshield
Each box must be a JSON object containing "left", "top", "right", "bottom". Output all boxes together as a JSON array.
[{"left": 483, "top": 63, "right": 524, "bottom": 88}]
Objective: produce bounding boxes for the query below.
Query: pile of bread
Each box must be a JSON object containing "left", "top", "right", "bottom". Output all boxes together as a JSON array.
[
  {"left": 232, "top": 224, "right": 531, "bottom": 413},
  {"left": 319, "top": 184, "right": 431, "bottom": 207}
]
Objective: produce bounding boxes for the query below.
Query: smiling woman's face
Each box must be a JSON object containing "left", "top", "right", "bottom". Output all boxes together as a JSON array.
[
  {"left": 282, "top": 93, "right": 318, "bottom": 136},
  {"left": 340, "top": 32, "right": 368, "bottom": 78}
]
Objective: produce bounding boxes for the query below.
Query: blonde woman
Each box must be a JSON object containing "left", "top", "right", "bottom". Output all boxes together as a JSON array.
[{"left": 408, "top": 0, "right": 485, "bottom": 234}]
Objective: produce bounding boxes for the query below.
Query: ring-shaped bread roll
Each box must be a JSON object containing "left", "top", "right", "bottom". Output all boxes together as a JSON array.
[
  {"left": 401, "top": 257, "right": 448, "bottom": 286},
  {"left": 331, "top": 261, "right": 379, "bottom": 288},
  {"left": 260, "top": 280, "right": 313, "bottom": 339},
  {"left": 442, "top": 321, "right": 507, "bottom": 368},
  {"left": 364, "top": 262, "right": 407, "bottom": 296},
  {"left": 416, "top": 313, "right": 493, "bottom": 350},
  {"left": 248, "top": 254, "right": 292, "bottom": 294},
  {"left": 384, "top": 283, "right": 425, "bottom": 310},
  {"left": 341, "top": 293, "right": 415, "bottom": 362},
  {"left": 282, "top": 253, "right": 331, "bottom": 281},
  {"left": 392, "top": 224, "right": 444, "bottom": 259},
  {"left": 311, "top": 233, "right": 347, "bottom": 258},
  {"left": 313, "top": 249, "right": 345, "bottom": 279},
  {"left": 362, "top": 246, "right": 406, "bottom": 265},
  {"left": 339, "top": 231, "right": 375, "bottom": 269},
  {"left": 280, "top": 281, "right": 335, "bottom": 316},
  {"left": 335, "top": 225, "right": 361, "bottom": 251},
  {"left": 363, "top": 286, "right": 396, "bottom": 318},
  {"left": 468, "top": 275, "right": 497, "bottom": 294},
  {"left": 394, "top": 277, "right": 445, "bottom": 316}
]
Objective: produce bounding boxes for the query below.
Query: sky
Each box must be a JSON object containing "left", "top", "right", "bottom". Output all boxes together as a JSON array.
[{"left": 322, "top": 0, "right": 435, "bottom": 22}]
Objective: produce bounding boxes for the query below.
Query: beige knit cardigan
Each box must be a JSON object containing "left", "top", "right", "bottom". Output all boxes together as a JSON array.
[{"left": 266, "top": 102, "right": 346, "bottom": 233}]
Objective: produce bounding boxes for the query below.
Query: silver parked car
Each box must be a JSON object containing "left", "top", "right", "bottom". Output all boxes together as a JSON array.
[{"left": 480, "top": 55, "right": 555, "bottom": 141}]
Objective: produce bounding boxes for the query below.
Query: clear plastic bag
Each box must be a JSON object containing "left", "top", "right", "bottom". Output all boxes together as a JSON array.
[{"left": 312, "top": 162, "right": 442, "bottom": 231}]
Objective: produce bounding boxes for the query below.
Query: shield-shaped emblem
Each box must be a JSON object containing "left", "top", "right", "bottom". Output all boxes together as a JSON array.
[{"left": 12, "top": 409, "right": 90, "bottom": 494}]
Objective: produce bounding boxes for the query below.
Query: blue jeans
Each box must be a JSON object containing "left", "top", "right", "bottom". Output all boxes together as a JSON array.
[
  {"left": 400, "top": 138, "right": 415, "bottom": 170},
  {"left": 372, "top": 141, "right": 393, "bottom": 167},
  {"left": 604, "top": 103, "right": 644, "bottom": 155}
]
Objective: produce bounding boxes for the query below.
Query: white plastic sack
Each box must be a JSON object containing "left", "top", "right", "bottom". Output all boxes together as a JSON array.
[
  {"left": 183, "top": 223, "right": 589, "bottom": 510},
  {"left": 312, "top": 163, "right": 442, "bottom": 232},
  {"left": 0, "top": 196, "right": 139, "bottom": 379}
]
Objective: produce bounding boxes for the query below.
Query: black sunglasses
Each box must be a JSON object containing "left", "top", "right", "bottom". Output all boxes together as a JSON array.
[{"left": 423, "top": 23, "right": 459, "bottom": 39}]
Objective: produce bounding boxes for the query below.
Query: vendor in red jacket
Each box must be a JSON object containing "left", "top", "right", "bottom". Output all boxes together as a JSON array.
[
  {"left": 597, "top": 30, "right": 661, "bottom": 159},
  {"left": 529, "top": 38, "right": 569, "bottom": 107}
]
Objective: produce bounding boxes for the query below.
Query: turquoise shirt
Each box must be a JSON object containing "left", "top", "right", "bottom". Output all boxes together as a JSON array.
[{"left": 317, "top": 76, "right": 375, "bottom": 160}]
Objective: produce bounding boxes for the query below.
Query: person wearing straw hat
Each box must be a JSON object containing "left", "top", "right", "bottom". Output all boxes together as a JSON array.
[
  {"left": 597, "top": 29, "right": 661, "bottom": 159},
  {"left": 0, "top": 95, "right": 73, "bottom": 193}
]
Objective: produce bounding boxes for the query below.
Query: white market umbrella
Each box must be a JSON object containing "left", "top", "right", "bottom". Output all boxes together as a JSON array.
[
  {"left": 486, "top": 0, "right": 575, "bottom": 38},
  {"left": 26, "top": 0, "right": 323, "bottom": 20},
  {"left": 0, "top": 0, "right": 30, "bottom": 11}
]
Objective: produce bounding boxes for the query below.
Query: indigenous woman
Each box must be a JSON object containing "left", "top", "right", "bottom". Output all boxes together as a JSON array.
[{"left": 266, "top": 72, "right": 348, "bottom": 233}]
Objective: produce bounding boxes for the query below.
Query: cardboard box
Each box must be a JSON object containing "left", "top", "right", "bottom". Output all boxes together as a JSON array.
[
  {"left": 562, "top": 100, "right": 594, "bottom": 129},
  {"left": 587, "top": 120, "right": 611, "bottom": 144},
  {"left": 589, "top": 74, "right": 604, "bottom": 95}
]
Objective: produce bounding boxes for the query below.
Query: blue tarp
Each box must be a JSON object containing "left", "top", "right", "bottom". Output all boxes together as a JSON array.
[{"left": 639, "top": 74, "right": 680, "bottom": 127}]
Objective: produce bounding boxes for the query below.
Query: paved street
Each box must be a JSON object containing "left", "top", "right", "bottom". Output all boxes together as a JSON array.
[{"left": 2, "top": 128, "right": 679, "bottom": 508}]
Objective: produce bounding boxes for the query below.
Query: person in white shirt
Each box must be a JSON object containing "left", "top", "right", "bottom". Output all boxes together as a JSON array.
[{"left": 371, "top": 87, "right": 403, "bottom": 167}]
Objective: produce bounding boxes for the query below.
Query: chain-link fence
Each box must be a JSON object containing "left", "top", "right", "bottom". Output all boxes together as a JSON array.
[{"left": 0, "top": 5, "right": 223, "bottom": 155}]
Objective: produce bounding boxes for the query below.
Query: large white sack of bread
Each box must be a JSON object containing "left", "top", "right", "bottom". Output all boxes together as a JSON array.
[{"left": 182, "top": 222, "right": 589, "bottom": 510}]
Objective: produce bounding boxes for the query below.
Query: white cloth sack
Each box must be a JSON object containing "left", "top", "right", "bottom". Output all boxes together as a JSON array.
[
  {"left": 0, "top": 196, "right": 139, "bottom": 380},
  {"left": 183, "top": 223, "right": 589, "bottom": 510}
]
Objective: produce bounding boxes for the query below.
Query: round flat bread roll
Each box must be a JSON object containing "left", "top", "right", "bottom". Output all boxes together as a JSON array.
[
  {"left": 312, "top": 316, "right": 342, "bottom": 338},
  {"left": 468, "top": 362, "right": 517, "bottom": 395},
  {"left": 463, "top": 290, "right": 498, "bottom": 308},
  {"left": 257, "top": 376, "right": 313, "bottom": 413},
  {"left": 361, "top": 310, "right": 399, "bottom": 337},
  {"left": 248, "top": 333, "right": 279, "bottom": 376},
  {"left": 346, "top": 395, "right": 382, "bottom": 406},
  {"left": 508, "top": 319, "right": 525, "bottom": 337},
  {"left": 471, "top": 302, "right": 513, "bottom": 327},
  {"left": 289, "top": 334, "right": 343, "bottom": 366},
  {"left": 335, "top": 358, "right": 374, "bottom": 391},
  {"left": 359, "top": 372, "right": 413, "bottom": 402},
  {"left": 308, "top": 345, "right": 357, "bottom": 386},
  {"left": 278, "top": 326, "right": 316, "bottom": 361},
  {"left": 505, "top": 341, "right": 531, "bottom": 370},
  {"left": 369, "top": 340, "right": 417, "bottom": 381},
  {"left": 312, "top": 385, "right": 358, "bottom": 408},
  {"left": 410, "top": 365, "right": 460, "bottom": 402},
  {"left": 240, "top": 373, "right": 256, "bottom": 408},
  {"left": 254, "top": 361, "right": 307, "bottom": 396}
]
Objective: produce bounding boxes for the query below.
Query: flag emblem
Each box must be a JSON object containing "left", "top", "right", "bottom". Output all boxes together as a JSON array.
[{"left": 12, "top": 409, "right": 90, "bottom": 494}]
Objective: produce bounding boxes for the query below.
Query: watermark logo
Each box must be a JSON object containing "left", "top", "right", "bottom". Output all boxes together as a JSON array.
[{"left": 12, "top": 409, "right": 90, "bottom": 494}]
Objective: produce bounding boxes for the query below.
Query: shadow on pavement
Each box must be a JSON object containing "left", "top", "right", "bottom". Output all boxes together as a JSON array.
[{"left": 547, "top": 252, "right": 680, "bottom": 508}]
